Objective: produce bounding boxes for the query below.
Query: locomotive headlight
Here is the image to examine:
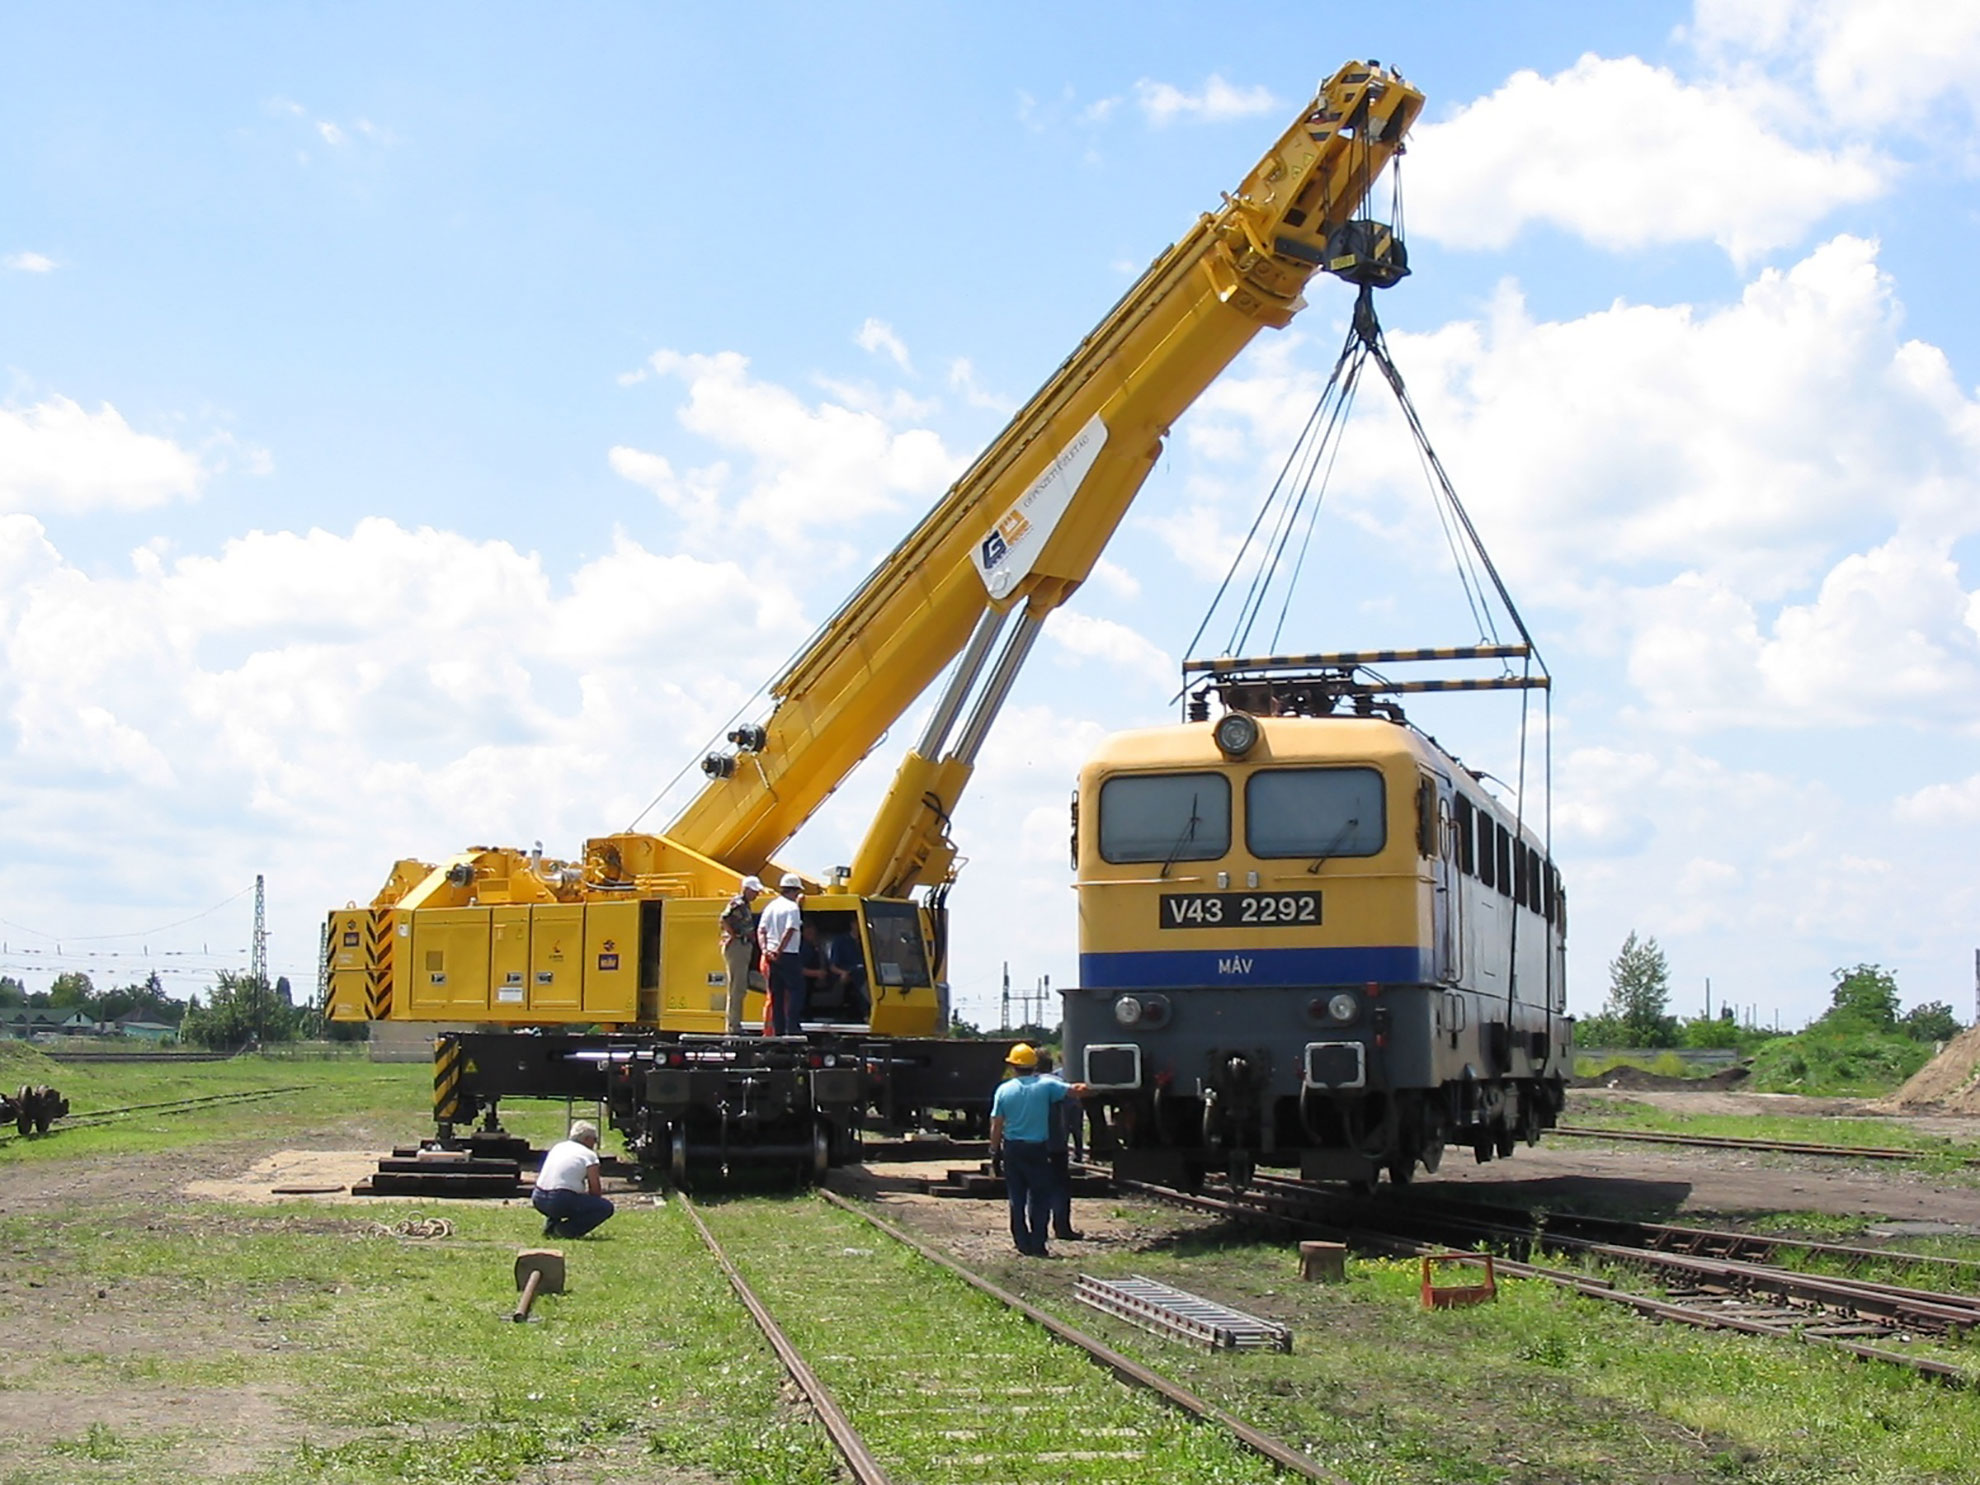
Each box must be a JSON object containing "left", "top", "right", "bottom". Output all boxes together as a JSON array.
[
  {"left": 1213, "top": 711, "right": 1260, "bottom": 758},
  {"left": 1326, "top": 992, "right": 1359, "bottom": 1024},
  {"left": 1114, "top": 995, "right": 1144, "bottom": 1026}
]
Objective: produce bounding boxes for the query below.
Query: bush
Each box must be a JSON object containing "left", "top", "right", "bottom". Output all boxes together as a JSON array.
[{"left": 1746, "top": 1029, "right": 1933, "bottom": 1096}]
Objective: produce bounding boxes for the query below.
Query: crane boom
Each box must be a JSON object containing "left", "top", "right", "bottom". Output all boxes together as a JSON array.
[
  {"left": 327, "top": 61, "right": 1422, "bottom": 1054},
  {"left": 659, "top": 61, "right": 1422, "bottom": 895}
]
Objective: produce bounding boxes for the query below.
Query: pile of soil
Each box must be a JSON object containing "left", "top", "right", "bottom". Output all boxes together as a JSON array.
[
  {"left": 1571, "top": 1062, "right": 1750, "bottom": 1092},
  {"left": 1866, "top": 1024, "right": 1980, "bottom": 1113}
]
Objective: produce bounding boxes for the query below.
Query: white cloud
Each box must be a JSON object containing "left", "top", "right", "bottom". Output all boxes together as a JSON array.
[
  {"left": 1045, "top": 610, "right": 1174, "bottom": 691},
  {"left": 613, "top": 348, "right": 962, "bottom": 547},
  {"left": 1134, "top": 74, "right": 1278, "bottom": 126},
  {"left": 0, "top": 395, "right": 207, "bottom": 514},
  {"left": 4, "top": 252, "right": 55, "bottom": 273},
  {"left": 317, "top": 120, "right": 345, "bottom": 146},
  {"left": 1691, "top": 0, "right": 1980, "bottom": 131},
  {"left": 855, "top": 318, "right": 914, "bottom": 375},
  {"left": 1409, "top": 53, "right": 1887, "bottom": 263},
  {"left": 1169, "top": 237, "right": 1980, "bottom": 733},
  {"left": 1896, "top": 774, "right": 1980, "bottom": 824},
  {"left": 946, "top": 358, "right": 1015, "bottom": 415}
]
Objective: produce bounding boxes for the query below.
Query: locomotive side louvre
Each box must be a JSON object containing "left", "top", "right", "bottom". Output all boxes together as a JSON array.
[{"left": 1066, "top": 713, "right": 1570, "bottom": 1188}]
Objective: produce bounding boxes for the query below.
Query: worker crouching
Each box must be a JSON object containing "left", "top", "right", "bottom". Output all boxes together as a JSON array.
[{"left": 532, "top": 1120, "right": 615, "bottom": 1238}]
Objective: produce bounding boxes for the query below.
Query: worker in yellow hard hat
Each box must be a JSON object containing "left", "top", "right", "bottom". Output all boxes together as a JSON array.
[{"left": 988, "top": 1043, "right": 1086, "bottom": 1256}]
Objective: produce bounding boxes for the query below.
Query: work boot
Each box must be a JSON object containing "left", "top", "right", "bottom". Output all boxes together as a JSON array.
[{"left": 1054, "top": 1229, "right": 1085, "bottom": 1241}]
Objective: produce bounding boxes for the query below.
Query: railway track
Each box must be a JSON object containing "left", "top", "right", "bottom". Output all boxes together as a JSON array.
[
  {"left": 1119, "top": 1174, "right": 1980, "bottom": 1388},
  {"left": 681, "top": 1186, "right": 1346, "bottom": 1484},
  {"left": 0, "top": 1085, "right": 309, "bottom": 1143},
  {"left": 1551, "top": 1123, "right": 1980, "bottom": 1165}
]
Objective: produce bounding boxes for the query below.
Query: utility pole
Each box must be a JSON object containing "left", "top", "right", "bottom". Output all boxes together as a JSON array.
[
  {"left": 252, "top": 874, "right": 268, "bottom": 984},
  {"left": 1704, "top": 976, "right": 1712, "bottom": 1019},
  {"left": 1000, "top": 961, "right": 1011, "bottom": 1034}
]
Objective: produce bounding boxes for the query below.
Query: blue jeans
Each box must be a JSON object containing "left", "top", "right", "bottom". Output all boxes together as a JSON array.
[
  {"left": 769, "top": 951, "right": 807, "bottom": 1035},
  {"left": 1003, "top": 1141, "right": 1053, "bottom": 1254},
  {"left": 533, "top": 1187, "right": 615, "bottom": 1237}
]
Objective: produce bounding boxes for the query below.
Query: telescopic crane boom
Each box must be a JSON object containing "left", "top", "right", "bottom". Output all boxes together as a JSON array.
[
  {"left": 657, "top": 60, "right": 1422, "bottom": 900},
  {"left": 328, "top": 61, "right": 1422, "bottom": 1043}
]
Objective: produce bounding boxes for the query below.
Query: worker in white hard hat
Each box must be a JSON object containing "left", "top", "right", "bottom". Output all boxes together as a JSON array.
[
  {"left": 757, "top": 872, "right": 807, "bottom": 1036},
  {"left": 719, "top": 875, "right": 764, "bottom": 1034}
]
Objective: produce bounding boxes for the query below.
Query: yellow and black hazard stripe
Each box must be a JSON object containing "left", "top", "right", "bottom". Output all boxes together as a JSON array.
[
  {"left": 364, "top": 908, "right": 395, "bottom": 1020},
  {"left": 1184, "top": 643, "right": 1531, "bottom": 675},
  {"left": 433, "top": 1035, "right": 463, "bottom": 1124}
]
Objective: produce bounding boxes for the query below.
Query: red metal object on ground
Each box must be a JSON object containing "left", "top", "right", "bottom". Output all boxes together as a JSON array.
[{"left": 1420, "top": 1253, "right": 1497, "bottom": 1309}]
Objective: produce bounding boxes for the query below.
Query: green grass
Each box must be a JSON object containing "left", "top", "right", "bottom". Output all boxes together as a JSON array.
[
  {"left": 1042, "top": 1238, "right": 1980, "bottom": 1483},
  {"left": 1565, "top": 1098, "right": 1980, "bottom": 1167},
  {"left": 0, "top": 1194, "right": 841, "bottom": 1484},
  {"left": 1747, "top": 1031, "right": 1935, "bottom": 1096},
  {"left": 0, "top": 1055, "right": 432, "bottom": 1164}
]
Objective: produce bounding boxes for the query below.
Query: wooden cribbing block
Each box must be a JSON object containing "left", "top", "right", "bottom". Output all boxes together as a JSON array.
[{"left": 1299, "top": 1240, "right": 1347, "bottom": 1282}]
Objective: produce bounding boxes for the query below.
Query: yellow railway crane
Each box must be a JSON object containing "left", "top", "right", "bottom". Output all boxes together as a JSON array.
[{"left": 323, "top": 61, "right": 1424, "bottom": 1176}]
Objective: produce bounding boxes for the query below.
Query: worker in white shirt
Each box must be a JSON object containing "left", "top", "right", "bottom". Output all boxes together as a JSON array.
[
  {"left": 757, "top": 873, "right": 806, "bottom": 1035},
  {"left": 531, "top": 1120, "right": 614, "bottom": 1238}
]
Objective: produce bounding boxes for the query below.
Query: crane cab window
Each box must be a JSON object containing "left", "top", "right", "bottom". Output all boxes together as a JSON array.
[
  {"left": 1246, "top": 767, "right": 1386, "bottom": 859},
  {"left": 1098, "top": 773, "right": 1231, "bottom": 864},
  {"left": 861, "top": 900, "right": 931, "bottom": 991}
]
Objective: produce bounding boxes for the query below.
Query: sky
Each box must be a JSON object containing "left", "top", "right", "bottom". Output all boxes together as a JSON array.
[{"left": 3, "top": 1, "right": 1977, "bottom": 1032}]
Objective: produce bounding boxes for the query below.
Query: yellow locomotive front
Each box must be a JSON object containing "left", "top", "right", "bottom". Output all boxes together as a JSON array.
[{"left": 1066, "top": 704, "right": 1569, "bottom": 1188}]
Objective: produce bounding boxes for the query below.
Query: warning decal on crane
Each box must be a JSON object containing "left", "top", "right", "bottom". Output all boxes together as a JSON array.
[{"left": 973, "top": 413, "right": 1107, "bottom": 599}]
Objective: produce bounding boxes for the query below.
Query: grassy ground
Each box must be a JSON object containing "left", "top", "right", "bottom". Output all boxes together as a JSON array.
[
  {"left": 1564, "top": 1098, "right": 1980, "bottom": 1170},
  {"left": 6, "top": 1057, "right": 1980, "bottom": 1483}
]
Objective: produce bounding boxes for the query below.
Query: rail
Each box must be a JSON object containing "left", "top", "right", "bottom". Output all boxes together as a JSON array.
[{"left": 679, "top": 1185, "right": 1351, "bottom": 1482}]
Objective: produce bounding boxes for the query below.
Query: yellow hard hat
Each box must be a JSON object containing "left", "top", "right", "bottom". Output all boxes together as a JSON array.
[{"left": 1006, "top": 1043, "right": 1037, "bottom": 1069}]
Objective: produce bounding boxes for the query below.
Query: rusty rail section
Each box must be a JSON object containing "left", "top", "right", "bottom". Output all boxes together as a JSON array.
[
  {"left": 679, "top": 1193, "right": 892, "bottom": 1485},
  {"left": 816, "top": 1186, "right": 1351, "bottom": 1484},
  {"left": 1118, "top": 1174, "right": 1978, "bottom": 1388},
  {"left": 1550, "top": 1124, "right": 1980, "bottom": 1165}
]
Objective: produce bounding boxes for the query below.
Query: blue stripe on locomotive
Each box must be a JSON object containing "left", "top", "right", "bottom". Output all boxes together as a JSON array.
[{"left": 1080, "top": 944, "right": 1424, "bottom": 989}]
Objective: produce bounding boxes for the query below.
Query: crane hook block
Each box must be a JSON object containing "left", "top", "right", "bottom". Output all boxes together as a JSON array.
[{"left": 1324, "top": 220, "right": 1408, "bottom": 289}]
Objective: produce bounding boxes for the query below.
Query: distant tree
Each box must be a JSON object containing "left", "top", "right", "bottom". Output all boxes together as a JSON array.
[
  {"left": 1900, "top": 1001, "right": 1962, "bottom": 1044},
  {"left": 48, "top": 971, "right": 95, "bottom": 1009},
  {"left": 0, "top": 975, "right": 24, "bottom": 1008},
  {"left": 947, "top": 1012, "right": 985, "bottom": 1038},
  {"left": 1821, "top": 964, "right": 1901, "bottom": 1034},
  {"left": 1679, "top": 1012, "right": 1744, "bottom": 1050},
  {"left": 1604, "top": 932, "right": 1676, "bottom": 1046},
  {"left": 180, "top": 972, "right": 301, "bottom": 1051}
]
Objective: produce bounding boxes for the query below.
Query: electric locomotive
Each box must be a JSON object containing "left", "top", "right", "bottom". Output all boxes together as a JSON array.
[{"left": 1066, "top": 659, "right": 1570, "bottom": 1189}]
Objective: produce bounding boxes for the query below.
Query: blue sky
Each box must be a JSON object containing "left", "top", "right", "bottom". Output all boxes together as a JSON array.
[{"left": 4, "top": 2, "right": 1977, "bottom": 1030}]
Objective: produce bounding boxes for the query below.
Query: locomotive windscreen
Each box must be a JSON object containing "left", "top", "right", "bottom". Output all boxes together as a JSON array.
[{"left": 1098, "top": 772, "right": 1231, "bottom": 863}]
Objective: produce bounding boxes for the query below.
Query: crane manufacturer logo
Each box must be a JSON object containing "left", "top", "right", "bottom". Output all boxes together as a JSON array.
[{"left": 972, "top": 413, "right": 1108, "bottom": 599}]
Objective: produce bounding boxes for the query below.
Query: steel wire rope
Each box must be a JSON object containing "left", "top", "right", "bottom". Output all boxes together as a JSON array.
[
  {"left": 1227, "top": 347, "right": 1363, "bottom": 656},
  {"left": 1220, "top": 345, "right": 1355, "bottom": 656},
  {"left": 1174, "top": 321, "right": 1364, "bottom": 688},
  {"left": 1261, "top": 355, "right": 1369, "bottom": 654}
]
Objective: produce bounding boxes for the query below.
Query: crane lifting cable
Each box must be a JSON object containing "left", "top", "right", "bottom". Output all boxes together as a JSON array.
[
  {"left": 1177, "top": 278, "right": 1554, "bottom": 1028},
  {"left": 1182, "top": 283, "right": 1544, "bottom": 677}
]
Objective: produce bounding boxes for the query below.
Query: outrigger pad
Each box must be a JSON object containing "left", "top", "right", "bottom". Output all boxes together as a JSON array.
[{"left": 514, "top": 1248, "right": 566, "bottom": 1295}]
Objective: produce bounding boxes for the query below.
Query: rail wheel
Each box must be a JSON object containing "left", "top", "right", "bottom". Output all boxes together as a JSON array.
[
  {"left": 810, "top": 1122, "right": 831, "bottom": 1183},
  {"left": 669, "top": 1126, "right": 689, "bottom": 1188}
]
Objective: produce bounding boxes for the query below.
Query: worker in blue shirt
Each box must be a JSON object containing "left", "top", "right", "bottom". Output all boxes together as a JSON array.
[{"left": 988, "top": 1043, "right": 1087, "bottom": 1257}]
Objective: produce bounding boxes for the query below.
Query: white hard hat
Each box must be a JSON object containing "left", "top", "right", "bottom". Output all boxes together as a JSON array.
[
  {"left": 740, "top": 875, "right": 763, "bottom": 893},
  {"left": 779, "top": 872, "right": 804, "bottom": 891}
]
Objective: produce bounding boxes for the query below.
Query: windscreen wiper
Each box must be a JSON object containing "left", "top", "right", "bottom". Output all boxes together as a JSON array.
[{"left": 1159, "top": 794, "right": 1203, "bottom": 880}]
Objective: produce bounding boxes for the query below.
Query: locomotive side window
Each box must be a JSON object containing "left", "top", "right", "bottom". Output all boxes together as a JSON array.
[
  {"left": 1476, "top": 805, "right": 1495, "bottom": 889},
  {"left": 1245, "top": 767, "right": 1386, "bottom": 858},
  {"left": 1455, "top": 795, "right": 1475, "bottom": 875},
  {"left": 1496, "top": 822, "right": 1513, "bottom": 898},
  {"left": 1098, "top": 772, "right": 1231, "bottom": 864}
]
